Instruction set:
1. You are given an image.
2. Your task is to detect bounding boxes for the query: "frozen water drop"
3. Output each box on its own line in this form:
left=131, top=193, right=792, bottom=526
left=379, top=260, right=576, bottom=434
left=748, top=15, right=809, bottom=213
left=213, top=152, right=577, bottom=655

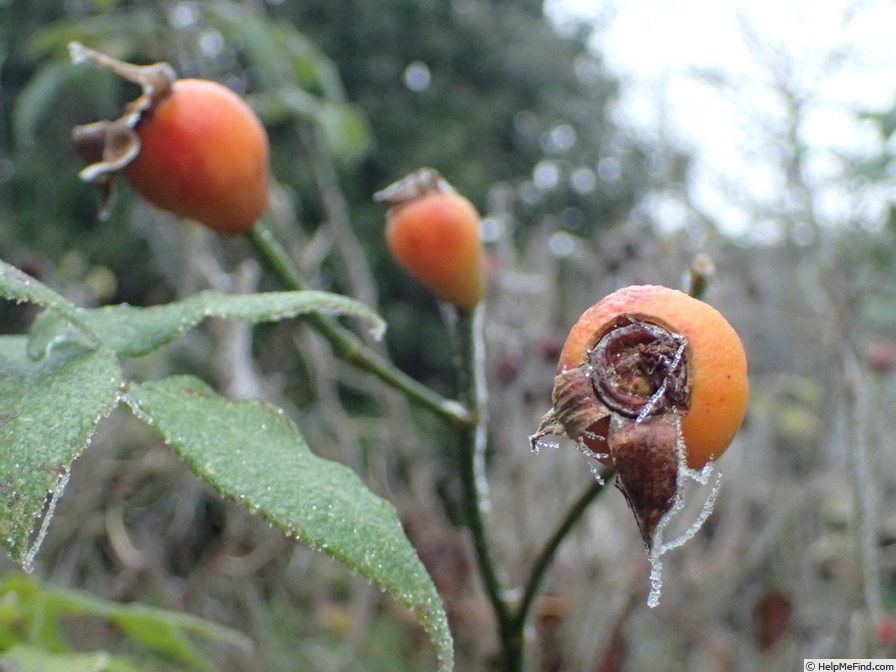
left=533, top=438, right=560, bottom=453
left=639, top=461, right=724, bottom=607
left=575, top=441, right=608, bottom=483
left=585, top=460, right=606, bottom=484
left=580, top=426, right=607, bottom=444
left=368, top=320, right=387, bottom=342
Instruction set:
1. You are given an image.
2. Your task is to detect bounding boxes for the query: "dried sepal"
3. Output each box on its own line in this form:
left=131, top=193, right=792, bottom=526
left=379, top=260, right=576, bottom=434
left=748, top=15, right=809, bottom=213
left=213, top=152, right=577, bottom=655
left=528, top=408, right=565, bottom=452
left=68, top=42, right=177, bottom=218
left=72, top=119, right=139, bottom=220
left=607, top=413, right=681, bottom=548
left=373, top=167, right=455, bottom=207
left=551, top=367, right=612, bottom=441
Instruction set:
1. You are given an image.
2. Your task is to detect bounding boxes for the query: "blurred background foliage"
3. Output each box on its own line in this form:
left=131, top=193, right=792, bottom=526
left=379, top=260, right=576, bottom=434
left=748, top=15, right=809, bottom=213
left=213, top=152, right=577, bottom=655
left=1, top=0, right=896, bottom=670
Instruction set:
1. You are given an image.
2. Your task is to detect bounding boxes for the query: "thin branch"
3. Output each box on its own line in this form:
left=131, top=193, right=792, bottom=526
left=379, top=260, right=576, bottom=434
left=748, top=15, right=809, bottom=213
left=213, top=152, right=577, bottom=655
left=454, top=307, right=515, bottom=640
left=246, top=222, right=473, bottom=428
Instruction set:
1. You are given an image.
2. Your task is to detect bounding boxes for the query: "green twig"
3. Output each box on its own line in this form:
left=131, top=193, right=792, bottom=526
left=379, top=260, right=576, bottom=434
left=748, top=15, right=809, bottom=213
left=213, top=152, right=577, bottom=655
left=246, top=222, right=473, bottom=428
left=688, top=253, right=716, bottom=300
left=453, top=303, right=615, bottom=671
left=250, top=218, right=615, bottom=671
left=453, top=306, right=518, bottom=667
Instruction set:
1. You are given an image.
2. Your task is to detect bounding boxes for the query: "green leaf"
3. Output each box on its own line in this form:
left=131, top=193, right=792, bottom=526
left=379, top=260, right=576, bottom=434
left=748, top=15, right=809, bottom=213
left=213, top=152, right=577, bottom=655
left=0, top=572, right=250, bottom=671
left=12, top=62, right=81, bottom=147
left=204, top=3, right=281, bottom=86
left=124, top=376, right=454, bottom=671
left=316, top=102, right=373, bottom=162
left=28, top=289, right=385, bottom=359
left=0, top=336, right=28, bottom=363
left=0, top=342, right=121, bottom=569
left=43, top=586, right=250, bottom=671
left=0, top=645, right=112, bottom=672
left=0, top=259, right=91, bottom=337
left=199, top=4, right=372, bottom=161
left=26, top=12, right=160, bottom=59
left=105, top=612, right=217, bottom=671
left=205, top=4, right=350, bottom=103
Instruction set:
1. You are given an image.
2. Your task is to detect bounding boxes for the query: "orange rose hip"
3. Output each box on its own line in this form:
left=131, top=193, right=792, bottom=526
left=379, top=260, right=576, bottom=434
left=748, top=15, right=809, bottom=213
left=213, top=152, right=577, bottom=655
left=125, top=78, right=270, bottom=235
left=533, top=284, right=748, bottom=547
left=557, top=284, right=748, bottom=469
left=377, top=169, right=484, bottom=312
left=69, top=42, right=269, bottom=235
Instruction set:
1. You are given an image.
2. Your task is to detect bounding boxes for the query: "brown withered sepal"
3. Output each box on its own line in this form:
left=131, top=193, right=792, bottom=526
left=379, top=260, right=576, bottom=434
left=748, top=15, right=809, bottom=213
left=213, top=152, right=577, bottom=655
left=69, top=41, right=176, bottom=219
left=607, top=413, right=681, bottom=546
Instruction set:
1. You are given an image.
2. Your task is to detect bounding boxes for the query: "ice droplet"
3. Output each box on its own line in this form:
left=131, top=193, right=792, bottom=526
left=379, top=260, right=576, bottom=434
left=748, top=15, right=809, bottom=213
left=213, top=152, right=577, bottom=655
left=574, top=441, right=608, bottom=483
left=531, top=437, right=560, bottom=454
left=585, top=459, right=606, bottom=484
left=368, top=320, right=387, bottom=342
left=660, top=468, right=722, bottom=555
left=681, top=459, right=715, bottom=485
left=68, top=42, right=90, bottom=65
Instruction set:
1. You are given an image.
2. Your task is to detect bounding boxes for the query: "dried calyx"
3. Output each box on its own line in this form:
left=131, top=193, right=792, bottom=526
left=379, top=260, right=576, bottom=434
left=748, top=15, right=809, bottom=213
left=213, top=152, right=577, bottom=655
left=589, top=318, right=688, bottom=419
left=68, top=42, right=176, bottom=219
left=532, top=316, right=692, bottom=548
left=372, top=167, right=454, bottom=207
left=547, top=317, right=689, bottom=440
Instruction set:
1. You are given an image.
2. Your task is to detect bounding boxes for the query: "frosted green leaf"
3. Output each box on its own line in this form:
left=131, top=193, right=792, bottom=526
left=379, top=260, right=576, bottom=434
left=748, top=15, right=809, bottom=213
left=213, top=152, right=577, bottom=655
left=0, top=342, right=121, bottom=570
left=28, top=289, right=385, bottom=359
left=0, top=335, right=28, bottom=363
left=0, top=259, right=94, bottom=339
left=124, top=376, right=454, bottom=671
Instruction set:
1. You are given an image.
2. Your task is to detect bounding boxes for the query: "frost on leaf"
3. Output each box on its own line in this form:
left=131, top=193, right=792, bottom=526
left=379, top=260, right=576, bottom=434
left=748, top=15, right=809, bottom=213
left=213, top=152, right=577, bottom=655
left=0, top=342, right=121, bottom=570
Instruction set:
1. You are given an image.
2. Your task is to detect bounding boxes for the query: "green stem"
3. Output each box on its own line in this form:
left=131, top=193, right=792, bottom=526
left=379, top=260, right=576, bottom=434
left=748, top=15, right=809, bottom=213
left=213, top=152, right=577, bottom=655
left=246, top=223, right=473, bottom=428
left=246, top=223, right=308, bottom=291
left=453, top=306, right=518, bottom=666
left=249, top=219, right=613, bottom=671
left=453, top=305, right=615, bottom=671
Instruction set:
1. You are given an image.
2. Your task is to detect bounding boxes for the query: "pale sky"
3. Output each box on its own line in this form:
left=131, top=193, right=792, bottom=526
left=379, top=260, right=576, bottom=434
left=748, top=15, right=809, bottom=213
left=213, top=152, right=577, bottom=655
left=545, top=0, right=896, bottom=241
